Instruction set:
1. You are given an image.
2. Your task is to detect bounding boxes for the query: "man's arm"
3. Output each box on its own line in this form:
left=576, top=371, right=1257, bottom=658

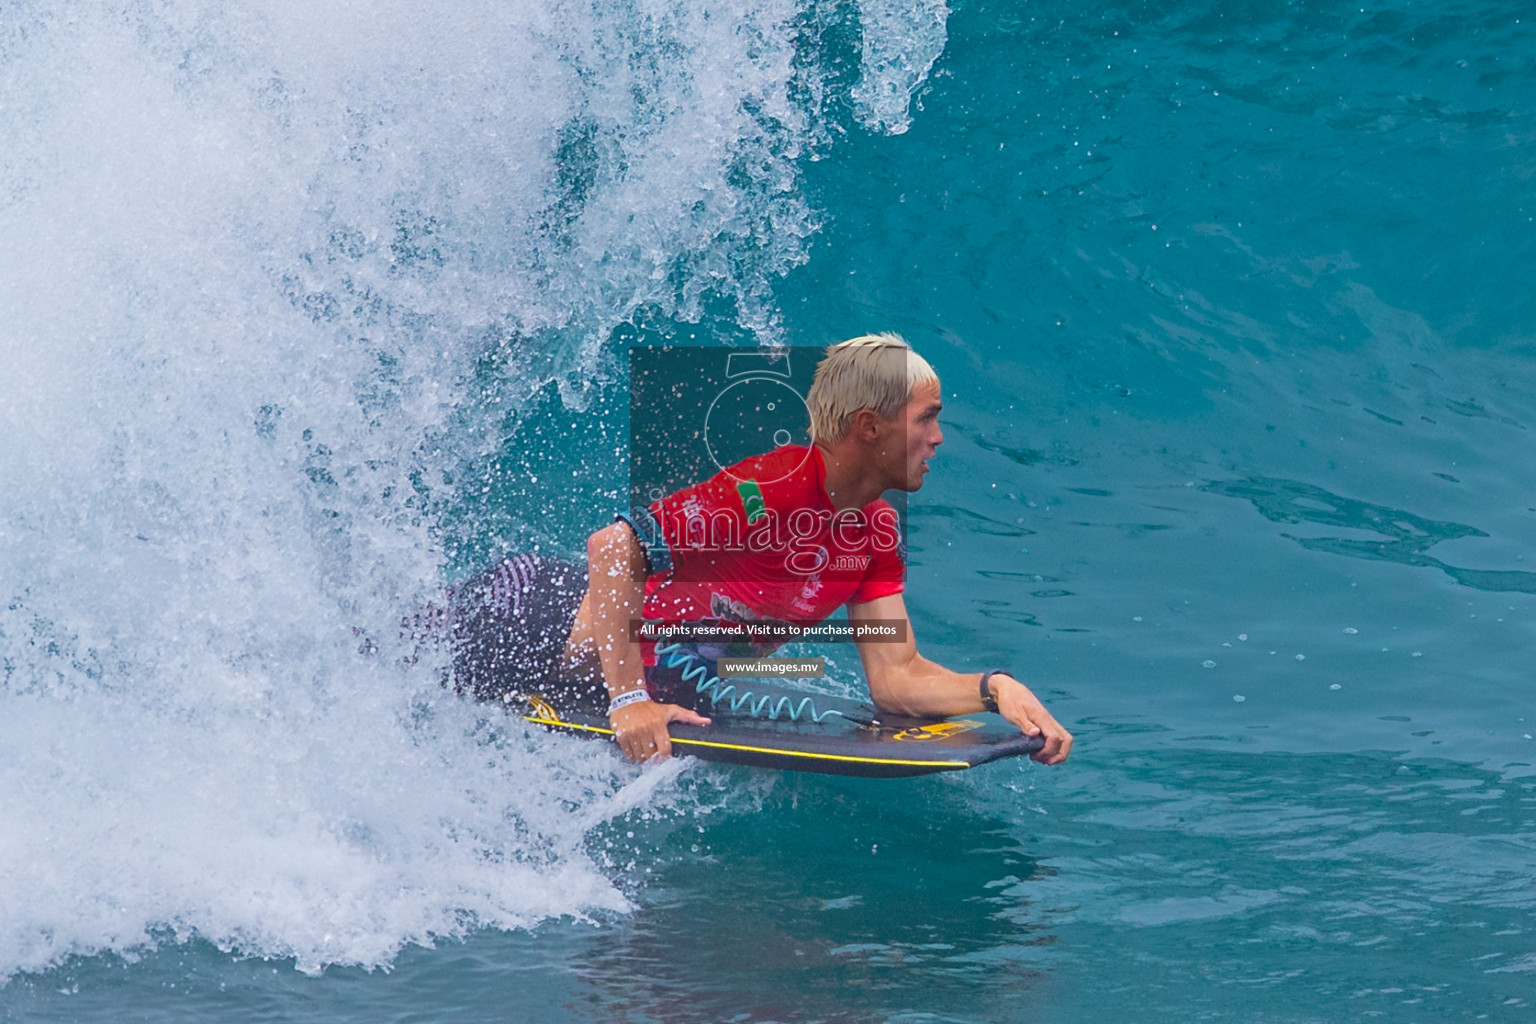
left=848, top=593, right=1072, bottom=765
left=586, top=521, right=710, bottom=761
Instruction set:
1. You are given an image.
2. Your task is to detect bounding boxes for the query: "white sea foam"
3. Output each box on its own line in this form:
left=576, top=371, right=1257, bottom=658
left=0, top=0, right=947, bottom=984
left=852, top=0, right=950, bottom=135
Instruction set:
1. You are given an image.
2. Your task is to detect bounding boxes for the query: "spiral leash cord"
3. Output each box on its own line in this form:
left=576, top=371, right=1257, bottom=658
left=654, top=642, right=846, bottom=724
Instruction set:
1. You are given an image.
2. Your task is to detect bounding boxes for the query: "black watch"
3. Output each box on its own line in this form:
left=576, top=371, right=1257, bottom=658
left=979, top=669, right=1009, bottom=713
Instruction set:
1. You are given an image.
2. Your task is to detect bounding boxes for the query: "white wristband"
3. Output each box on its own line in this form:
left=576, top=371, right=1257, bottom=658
left=608, top=689, right=652, bottom=715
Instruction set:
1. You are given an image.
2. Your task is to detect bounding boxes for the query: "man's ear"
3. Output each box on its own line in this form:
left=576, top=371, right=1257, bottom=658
left=850, top=408, right=882, bottom=441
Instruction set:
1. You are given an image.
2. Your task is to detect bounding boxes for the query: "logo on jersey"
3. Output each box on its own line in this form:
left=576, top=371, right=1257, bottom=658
left=736, top=479, right=768, bottom=524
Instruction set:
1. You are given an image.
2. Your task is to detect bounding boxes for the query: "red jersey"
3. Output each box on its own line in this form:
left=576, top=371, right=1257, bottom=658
left=619, top=445, right=905, bottom=662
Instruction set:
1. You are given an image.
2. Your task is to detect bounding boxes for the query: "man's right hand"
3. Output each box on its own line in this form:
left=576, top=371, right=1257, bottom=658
left=610, top=699, right=712, bottom=762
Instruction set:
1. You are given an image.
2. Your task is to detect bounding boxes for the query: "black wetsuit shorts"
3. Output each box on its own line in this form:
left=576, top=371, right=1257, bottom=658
left=447, top=553, right=589, bottom=703
left=442, top=552, right=704, bottom=711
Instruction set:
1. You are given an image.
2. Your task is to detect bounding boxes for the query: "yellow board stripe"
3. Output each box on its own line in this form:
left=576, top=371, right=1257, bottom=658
left=522, top=714, right=973, bottom=769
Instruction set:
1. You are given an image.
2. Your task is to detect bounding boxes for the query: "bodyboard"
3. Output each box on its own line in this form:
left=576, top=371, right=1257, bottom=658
left=517, top=681, right=1044, bottom=778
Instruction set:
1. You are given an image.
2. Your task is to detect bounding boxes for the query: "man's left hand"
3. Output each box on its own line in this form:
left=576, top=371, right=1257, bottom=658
left=989, top=674, right=1073, bottom=765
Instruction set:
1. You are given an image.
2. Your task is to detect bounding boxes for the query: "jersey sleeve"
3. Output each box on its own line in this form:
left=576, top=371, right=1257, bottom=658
left=614, top=504, right=672, bottom=575
left=617, top=467, right=748, bottom=580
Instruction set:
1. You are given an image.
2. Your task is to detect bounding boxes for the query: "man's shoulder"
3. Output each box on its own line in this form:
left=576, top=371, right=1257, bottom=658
left=730, top=443, right=813, bottom=478
left=656, top=445, right=814, bottom=522
left=730, top=445, right=821, bottom=507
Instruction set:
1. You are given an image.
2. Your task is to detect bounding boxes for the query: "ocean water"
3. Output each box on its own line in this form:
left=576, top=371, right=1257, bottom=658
left=1, top=0, right=1533, bottom=1021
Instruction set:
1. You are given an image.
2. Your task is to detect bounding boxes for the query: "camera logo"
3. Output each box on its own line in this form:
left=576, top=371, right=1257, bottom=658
left=703, top=350, right=812, bottom=486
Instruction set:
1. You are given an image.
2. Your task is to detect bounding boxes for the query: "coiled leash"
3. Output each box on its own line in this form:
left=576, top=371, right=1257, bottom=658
left=653, top=642, right=846, bottom=723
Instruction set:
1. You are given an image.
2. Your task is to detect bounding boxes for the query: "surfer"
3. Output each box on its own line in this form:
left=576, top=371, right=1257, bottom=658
left=445, top=333, right=1072, bottom=766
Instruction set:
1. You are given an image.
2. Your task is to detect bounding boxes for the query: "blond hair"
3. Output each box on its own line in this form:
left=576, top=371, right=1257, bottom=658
left=807, top=332, right=938, bottom=444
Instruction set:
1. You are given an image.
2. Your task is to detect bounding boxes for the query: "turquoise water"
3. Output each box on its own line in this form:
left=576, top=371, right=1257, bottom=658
left=3, top=0, right=1534, bottom=1021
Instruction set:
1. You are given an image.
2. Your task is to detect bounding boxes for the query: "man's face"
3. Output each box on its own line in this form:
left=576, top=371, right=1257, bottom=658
left=894, top=378, right=943, bottom=491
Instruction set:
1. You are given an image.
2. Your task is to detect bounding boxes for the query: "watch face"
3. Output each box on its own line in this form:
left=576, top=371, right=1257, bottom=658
left=981, top=673, right=1001, bottom=711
